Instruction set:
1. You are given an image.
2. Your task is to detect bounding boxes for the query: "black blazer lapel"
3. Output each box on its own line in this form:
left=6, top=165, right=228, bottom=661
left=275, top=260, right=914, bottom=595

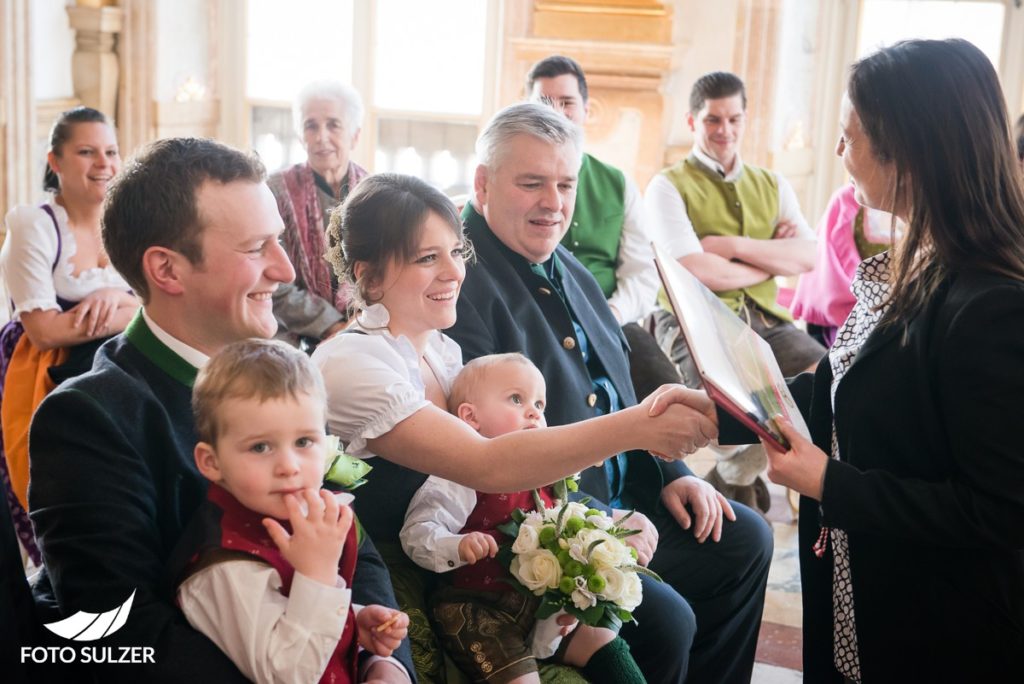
left=850, top=320, right=901, bottom=368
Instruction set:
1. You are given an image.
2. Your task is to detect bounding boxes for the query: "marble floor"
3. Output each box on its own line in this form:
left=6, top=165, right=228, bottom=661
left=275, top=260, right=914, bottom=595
left=753, top=484, right=803, bottom=683
left=685, top=449, right=804, bottom=683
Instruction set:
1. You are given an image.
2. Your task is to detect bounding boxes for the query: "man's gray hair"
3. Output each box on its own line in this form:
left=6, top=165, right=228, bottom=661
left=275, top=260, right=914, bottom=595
left=293, top=80, right=365, bottom=134
left=475, top=102, right=583, bottom=169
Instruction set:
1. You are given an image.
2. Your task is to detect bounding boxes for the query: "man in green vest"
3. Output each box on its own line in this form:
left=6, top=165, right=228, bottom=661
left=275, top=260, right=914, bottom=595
left=526, top=55, right=681, bottom=401
left=645, top=71, right=826, bottom=512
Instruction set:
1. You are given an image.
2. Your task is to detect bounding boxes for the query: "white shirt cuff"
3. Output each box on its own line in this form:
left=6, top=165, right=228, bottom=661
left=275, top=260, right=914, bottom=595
left=435, top=534, right=468, bottom=570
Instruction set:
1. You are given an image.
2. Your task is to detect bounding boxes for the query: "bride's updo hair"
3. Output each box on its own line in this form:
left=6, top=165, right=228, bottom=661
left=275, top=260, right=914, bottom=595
left=325, top=173, right=468, bottom=312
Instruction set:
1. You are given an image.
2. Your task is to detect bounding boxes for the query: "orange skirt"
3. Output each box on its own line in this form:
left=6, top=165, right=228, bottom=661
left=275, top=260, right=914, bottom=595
left=1, top=334, right=66, bottom=509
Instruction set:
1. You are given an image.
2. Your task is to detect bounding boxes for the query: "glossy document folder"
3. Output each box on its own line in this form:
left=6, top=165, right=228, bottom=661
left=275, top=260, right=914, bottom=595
left=652, top=242, right=811, bottom=451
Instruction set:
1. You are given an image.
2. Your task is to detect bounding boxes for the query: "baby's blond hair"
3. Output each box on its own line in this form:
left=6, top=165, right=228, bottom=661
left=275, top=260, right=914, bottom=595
left=447, top=353, right=539, bottom=415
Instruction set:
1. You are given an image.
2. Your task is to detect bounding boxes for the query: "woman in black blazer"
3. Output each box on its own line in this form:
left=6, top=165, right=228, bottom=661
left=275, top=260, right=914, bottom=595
left=759, top=39, right=1024, bottom=682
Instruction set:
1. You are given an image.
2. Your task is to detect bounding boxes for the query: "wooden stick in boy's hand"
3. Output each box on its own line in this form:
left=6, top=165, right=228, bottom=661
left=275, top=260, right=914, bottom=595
left=356, top=605, right=410, bottom=658
left=375, top=613, right=400, bottom=633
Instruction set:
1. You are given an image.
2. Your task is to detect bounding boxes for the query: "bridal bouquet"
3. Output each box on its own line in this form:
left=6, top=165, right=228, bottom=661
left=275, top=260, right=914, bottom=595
left=497, top=484, right=659, bottom=632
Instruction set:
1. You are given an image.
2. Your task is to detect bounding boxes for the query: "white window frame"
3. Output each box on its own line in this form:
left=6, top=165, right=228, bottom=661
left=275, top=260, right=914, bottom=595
left=809, top=0, right=1024, bottom=222
left=217, top=0, right=502, bottom=175
left=1, top=0, right=33, bottom=217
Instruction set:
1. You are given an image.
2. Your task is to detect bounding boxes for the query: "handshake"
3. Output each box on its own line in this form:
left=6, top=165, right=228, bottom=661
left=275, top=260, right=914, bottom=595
left=635, top=384, right=718, bottom=461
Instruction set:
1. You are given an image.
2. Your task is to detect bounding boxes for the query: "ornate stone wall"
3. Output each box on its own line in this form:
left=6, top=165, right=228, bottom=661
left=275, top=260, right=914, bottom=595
left=501, top=0, right=675, bottom=187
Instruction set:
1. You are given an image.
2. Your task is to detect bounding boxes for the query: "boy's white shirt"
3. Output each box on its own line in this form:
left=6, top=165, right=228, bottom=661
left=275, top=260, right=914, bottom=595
left=400, top=475, right=483, bottom=573
left=176, top=525, right=411, bottom=684
left=178, top=561, right=353, bottom=683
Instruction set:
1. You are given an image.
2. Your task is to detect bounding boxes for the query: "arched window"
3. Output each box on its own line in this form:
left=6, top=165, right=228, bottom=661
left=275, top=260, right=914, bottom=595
left=244, top=0, right=497, bottom=197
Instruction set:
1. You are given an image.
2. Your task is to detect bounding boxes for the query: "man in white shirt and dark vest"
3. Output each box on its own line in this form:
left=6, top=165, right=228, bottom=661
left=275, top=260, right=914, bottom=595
left=525, top=55, right=684, bottom=403
left=645, top=71, right=826, bottom=512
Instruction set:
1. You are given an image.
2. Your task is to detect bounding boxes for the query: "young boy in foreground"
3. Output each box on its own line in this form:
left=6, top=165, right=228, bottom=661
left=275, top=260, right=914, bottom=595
left=176, top=339, right=409, bottom=684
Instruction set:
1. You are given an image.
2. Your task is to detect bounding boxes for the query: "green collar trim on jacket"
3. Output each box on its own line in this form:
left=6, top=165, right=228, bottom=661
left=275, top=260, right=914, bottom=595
left=527, top=252, right=568, bottom=304
left=124, top=311, right=199, bottom=388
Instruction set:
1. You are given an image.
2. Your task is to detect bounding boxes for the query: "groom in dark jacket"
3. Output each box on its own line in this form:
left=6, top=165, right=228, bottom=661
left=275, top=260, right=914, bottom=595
left=27, top=138, right=412, bottom=683
left=446, top=103, right=772, bottom=684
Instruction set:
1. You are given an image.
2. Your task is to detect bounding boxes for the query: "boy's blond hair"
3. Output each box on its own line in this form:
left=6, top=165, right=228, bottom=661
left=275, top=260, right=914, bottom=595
left=447, top=353, right=539, bottom=414
left=192, top=339, right=327, bottom=444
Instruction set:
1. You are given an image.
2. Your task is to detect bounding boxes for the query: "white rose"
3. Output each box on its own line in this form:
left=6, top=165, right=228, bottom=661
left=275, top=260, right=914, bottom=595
left=596, top=567, right=627, bottom=602
left=611, top=542, right=635, bottom=569
left=586, top=513, right=613, bottom=531
left=615, top=570, right=644, bottom=612
left=512, top=522, right=540, bottom=554
left=510, top=549, right=563, bottom=595
left=578, top=529, right=628, bottom=570
left=562, top=502, right=590, bottom=521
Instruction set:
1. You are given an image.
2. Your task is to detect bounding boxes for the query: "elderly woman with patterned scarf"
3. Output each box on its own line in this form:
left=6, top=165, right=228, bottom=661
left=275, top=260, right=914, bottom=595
left=269, top=80, right=368, bottom=348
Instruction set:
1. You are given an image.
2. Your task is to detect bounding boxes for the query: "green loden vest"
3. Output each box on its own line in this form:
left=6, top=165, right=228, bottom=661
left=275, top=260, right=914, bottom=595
left=561, top=153, right=626, bottom=299
left=661, top=155, right=791, bottom=321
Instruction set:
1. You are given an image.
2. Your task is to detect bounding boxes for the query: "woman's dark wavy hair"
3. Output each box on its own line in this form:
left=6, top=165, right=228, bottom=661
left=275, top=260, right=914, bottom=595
left=325, top=173, right=471, bottom=317
left=849, top=39, right=1024, bottom=329
left=1015, top=113, right=1024, bottom=163
left=43, top=106, right=112, bottom=192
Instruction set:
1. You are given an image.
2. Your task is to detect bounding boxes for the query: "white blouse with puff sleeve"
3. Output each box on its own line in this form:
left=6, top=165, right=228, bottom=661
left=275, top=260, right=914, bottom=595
left=310, top=303, right=464, bottom=457
left=1, top=197, right=130, bottom=319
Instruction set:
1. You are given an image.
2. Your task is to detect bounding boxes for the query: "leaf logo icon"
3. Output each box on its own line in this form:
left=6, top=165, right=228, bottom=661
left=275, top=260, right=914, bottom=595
left=42, top=590, right=136, bottom=641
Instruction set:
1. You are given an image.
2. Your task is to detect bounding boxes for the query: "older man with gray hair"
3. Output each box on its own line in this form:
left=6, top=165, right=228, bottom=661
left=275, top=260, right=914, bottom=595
left=445, top=102, right=773, bottom=684
left=269, top=80, right=366, bottom=348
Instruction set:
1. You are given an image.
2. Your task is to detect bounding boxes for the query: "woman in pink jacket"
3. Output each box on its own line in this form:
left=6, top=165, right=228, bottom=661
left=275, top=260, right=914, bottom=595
left=789, top=184, right=895, bottom=346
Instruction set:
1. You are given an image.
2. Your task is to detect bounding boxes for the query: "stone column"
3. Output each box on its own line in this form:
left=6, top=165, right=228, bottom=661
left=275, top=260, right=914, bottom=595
left=66, top=2, right=124, bottom=118
left=117, top=0, right=156, bottom=155
left=506, top=0, right=675, bottom=187
left=1, top=0, right=33, bottom=217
